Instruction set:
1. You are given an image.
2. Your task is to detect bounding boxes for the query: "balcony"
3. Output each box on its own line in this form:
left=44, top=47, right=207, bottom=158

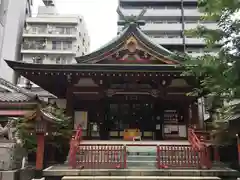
left=185, top=23, right=218, bottom=30
left=21, top=41, right=76, bottom=55
left=23, top=27, right=77, bottom=39
left=184, top=9, right=202, bottom=17
left=120, top=8, right=203, bottom=20
left=141, top=23, right=182, bottom=32
left=26, top=17, right=79, bottom=24
left=151, top=37, right=183, bottom=45
left=185, top=38, right=205, bottom=45
left=189, top=52, right=217, bottom=57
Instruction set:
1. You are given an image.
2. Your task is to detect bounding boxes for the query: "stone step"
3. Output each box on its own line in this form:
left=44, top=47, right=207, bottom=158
left=127, top=155, right=156, bottom=161
left=127, top=161, right=156, bottom=168
left=62, top=176, right=221, bottom=180
left=43, top=165, right=240, bottom=177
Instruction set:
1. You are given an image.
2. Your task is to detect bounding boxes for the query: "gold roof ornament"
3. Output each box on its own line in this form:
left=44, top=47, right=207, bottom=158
left=125, top=36, right=138, bottom=53
left=125, top=36, right=138, bottom=46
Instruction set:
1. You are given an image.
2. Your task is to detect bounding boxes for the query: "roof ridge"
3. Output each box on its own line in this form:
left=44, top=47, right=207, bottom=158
left=0, top=77, right=36, bottom=98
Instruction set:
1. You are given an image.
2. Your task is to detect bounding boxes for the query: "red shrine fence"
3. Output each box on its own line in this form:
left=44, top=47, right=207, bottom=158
left=69, top=127, right=213, bottom=169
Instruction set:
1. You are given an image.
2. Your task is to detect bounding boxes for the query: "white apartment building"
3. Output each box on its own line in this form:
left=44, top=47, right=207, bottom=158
left=22, top=6, right=90, bottom=65
left=0, top=0, right=33, bottom=83
left=19, top=4, right=90, bottom=85
left=118, top=0, right=219, bottom=56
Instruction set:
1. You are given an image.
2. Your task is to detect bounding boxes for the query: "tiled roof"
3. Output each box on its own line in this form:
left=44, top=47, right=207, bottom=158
left=0, top=77, right=36, bottom=102
left=0, top=92, right=32, bottom=102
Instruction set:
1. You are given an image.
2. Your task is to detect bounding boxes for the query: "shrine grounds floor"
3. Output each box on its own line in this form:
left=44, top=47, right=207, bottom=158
left=43, top=165, right=240, bottom=178
left=42, top=140, right=239, bottom=179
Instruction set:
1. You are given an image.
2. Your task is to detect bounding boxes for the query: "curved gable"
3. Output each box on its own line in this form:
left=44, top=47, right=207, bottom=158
left=75, top=23, right=180, bottom=65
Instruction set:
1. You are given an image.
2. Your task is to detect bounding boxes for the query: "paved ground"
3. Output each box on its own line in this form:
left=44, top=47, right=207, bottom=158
left=80, top=140, right=190, bottom=146
left=44, top=164, right=236, bottom=171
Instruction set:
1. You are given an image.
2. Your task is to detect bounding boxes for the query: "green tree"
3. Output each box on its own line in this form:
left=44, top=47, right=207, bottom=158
left=16, top=104, right=72, bottom=154
left=175, top=0, right=240, bottom=143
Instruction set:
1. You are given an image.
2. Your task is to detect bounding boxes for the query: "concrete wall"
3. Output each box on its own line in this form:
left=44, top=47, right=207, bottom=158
left=0, top=0, right=32, bottom=83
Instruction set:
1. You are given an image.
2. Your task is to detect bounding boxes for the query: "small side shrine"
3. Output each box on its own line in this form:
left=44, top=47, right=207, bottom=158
left=22, top=104, right=71, bottom=170
left=5, top=9, right=202, bottom=141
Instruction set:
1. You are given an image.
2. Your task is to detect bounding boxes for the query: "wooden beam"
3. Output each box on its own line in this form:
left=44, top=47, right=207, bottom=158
left=66, top=87, right=73, bottom=116
left=191, top=102, right=200, bottom=128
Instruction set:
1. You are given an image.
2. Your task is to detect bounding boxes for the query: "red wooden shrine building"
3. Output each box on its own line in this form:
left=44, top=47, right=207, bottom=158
left=6, top=21, right=203, bottom=142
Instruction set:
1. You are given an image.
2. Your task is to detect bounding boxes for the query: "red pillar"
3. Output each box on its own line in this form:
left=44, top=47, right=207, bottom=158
left=36, top=133, right=45, bottom=170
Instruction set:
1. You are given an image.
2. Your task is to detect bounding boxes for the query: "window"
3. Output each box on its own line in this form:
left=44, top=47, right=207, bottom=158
left=63, top=41, right=72, bottom=50
left=38, top=26, right=46, bottom=33
left=31, top=27, right=37, bottom=34
left=55, top=56, right=67, bottom=64
left=30, top=40, right=45, bottom=49
left=55, top=27, right=65, bottom=34
left=54, top=27, right=74, bottom=34
left=65, top=28, right=72, bottom=34
left=82, top=38, right=85, bottom=46
left=61, top=57, right=67, bottom=64
left=56, top=57, right=61, bottom=64
left=32, top=56, right=43, bottom=64
left=52, top=41, right=61, bottom=50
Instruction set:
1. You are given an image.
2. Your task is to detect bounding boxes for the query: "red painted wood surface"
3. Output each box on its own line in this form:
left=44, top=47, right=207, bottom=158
left=69, top=125, right=82, bottom=168
left=69, top=143, right=212, bottom=169
left=188, top=127, right=212, bottom=169
left=0, top=110, right=34, bottom=116
left=36, top=133, right=45, bottom=170
left=76, top=144, right=125, bottom=169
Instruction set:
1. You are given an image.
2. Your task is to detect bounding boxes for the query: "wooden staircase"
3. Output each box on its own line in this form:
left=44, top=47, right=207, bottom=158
left=194, top=129, right=211, bottom=143
left=188, top=127, right=212, bottom=169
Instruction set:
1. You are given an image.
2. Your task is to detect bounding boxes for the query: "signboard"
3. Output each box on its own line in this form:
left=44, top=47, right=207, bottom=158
left=74, top=111, right=88, bottom=130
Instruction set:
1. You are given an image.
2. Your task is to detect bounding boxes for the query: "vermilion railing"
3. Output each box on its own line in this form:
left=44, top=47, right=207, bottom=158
left=188, top=127, right=212, bottom=169
left=69, top=126, right=82, bottom=168
left=76, top=144, right=126, bottom=169
left=157, top=145, right=201, bottom=168
left=69, top=143, right=211, bottom=169
left=68, top=127, right=212, bottom=169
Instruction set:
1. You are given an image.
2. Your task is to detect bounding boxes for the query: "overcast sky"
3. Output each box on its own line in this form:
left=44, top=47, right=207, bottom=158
left=33, top=0, right=118, bottom=52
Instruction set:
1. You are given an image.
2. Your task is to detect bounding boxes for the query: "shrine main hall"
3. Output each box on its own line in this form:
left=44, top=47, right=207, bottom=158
left=6, top=21, right=203, bottom=141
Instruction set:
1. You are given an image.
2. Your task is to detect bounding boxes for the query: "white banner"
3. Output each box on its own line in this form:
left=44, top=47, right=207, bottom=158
left=74, top=111, right=88, bottom=130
